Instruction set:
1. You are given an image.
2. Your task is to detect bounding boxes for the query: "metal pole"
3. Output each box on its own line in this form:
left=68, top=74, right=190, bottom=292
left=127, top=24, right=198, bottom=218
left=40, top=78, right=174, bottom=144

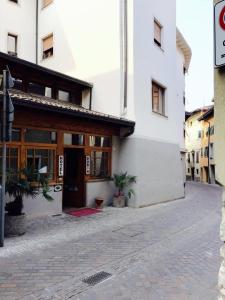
left=0, top=70, right=7, bottom=247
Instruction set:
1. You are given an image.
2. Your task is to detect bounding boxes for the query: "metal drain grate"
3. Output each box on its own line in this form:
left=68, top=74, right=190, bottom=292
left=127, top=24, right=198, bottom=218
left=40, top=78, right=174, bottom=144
left=82, top=271, right=112, bottom=286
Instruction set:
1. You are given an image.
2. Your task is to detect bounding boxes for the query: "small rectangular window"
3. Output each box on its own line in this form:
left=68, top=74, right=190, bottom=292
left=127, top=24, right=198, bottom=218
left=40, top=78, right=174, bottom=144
left=58, top=90, right=70, bottom=102
left=64, top=133, right=84, bottom=146
left=154, top=19, right=162, bottom=47
left=90, top=151, right=110, bottom=178
left=25, top=129, right=57, bottom=144
left=43, top=0, right=53, bottom=8
left=42, top=34, right=53, bottom=59
left=89, top=136, right=111, bottom=147
left=7, top=34, right=17, bottom=57
left=152, top=82, right=165, bottom=115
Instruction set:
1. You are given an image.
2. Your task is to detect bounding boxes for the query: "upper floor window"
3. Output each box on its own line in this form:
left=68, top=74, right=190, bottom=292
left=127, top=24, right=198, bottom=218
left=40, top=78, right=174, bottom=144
left=7, top=33, right=17, bottom=57
left=152, top=81, right=165, bottom=116
left=43, top=0, right=53, bottom=8
left=154, top=19, right=162, bottom=47
left=42, top=34, right=53, bottom=59
left=58, top=90, right=70, bottom=102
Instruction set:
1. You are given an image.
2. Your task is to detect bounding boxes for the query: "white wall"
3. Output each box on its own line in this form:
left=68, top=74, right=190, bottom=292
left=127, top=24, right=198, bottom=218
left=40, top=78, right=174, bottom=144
left=38, top=0, right=122, bottom=117
left=132, top=0, right=185, bottom=149
left=0, top=0, right=36, bottom=62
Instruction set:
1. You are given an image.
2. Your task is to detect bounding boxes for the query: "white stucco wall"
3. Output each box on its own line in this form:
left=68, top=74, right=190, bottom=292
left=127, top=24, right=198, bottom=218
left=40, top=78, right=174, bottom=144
left=38, top=0, right=122, bottom=117
left=0, top=0, right=36, bottom=62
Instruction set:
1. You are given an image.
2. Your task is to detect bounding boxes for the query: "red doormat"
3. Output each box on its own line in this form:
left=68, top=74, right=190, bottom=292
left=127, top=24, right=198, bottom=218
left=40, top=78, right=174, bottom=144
left=67, top=208, right=101, bottom=217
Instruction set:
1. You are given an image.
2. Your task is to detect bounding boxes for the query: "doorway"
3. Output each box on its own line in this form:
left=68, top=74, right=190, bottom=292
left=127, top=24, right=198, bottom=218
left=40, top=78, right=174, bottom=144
left=63, top=148, right=85, bottom=209
left=191, top=168, right=195, bottom=181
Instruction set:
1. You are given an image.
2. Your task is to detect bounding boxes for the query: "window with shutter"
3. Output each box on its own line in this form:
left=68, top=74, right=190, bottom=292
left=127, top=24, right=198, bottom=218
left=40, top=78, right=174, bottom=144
left=7, top=34, right=17, bottom=56
left=42, top=34, right=53, bottom=59
left=152, top=82, right=165, bottom=115
left=43, top=0, right=53, bottom=8
left=154, top=19, right=162, bottom=47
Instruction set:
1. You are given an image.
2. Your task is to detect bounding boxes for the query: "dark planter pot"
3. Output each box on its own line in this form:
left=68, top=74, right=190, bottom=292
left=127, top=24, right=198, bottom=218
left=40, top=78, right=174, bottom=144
left=95, top=197, right=104, bottom=209
left=113, top=195, right=126, bottom=208
left=4, top=214, right=26, bottom=237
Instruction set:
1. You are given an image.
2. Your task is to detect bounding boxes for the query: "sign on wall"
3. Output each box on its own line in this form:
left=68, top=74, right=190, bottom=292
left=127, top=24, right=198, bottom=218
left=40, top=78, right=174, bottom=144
left=214, top=0, right=225, bottom=67
left=58, top=155, right=64, bottom=177
left=86, top=155, right=91, bottom=175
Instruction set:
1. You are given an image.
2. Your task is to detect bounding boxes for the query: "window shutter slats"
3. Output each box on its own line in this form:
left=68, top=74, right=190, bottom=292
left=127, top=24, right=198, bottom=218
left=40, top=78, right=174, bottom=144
left=43, top=35, right=53, bottom=51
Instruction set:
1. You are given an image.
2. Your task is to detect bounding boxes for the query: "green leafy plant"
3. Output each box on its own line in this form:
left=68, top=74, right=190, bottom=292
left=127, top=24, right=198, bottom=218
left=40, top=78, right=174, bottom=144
left=112, top=172, right=136, bottom=199
left=5, top=167, right=53, bottom=216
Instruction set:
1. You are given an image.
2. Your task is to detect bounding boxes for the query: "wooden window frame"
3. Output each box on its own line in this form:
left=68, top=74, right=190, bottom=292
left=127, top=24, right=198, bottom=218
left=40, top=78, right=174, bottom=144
left=85, top=134, right=112, bottom=181
left=152, top=81, right=166, bottom=116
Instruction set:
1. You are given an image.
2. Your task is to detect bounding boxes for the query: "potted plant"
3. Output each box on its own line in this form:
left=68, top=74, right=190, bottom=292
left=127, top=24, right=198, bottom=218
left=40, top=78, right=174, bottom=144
left=112, top=172, right=136, bottom=208
left=4, top=167, right=53, bottom=237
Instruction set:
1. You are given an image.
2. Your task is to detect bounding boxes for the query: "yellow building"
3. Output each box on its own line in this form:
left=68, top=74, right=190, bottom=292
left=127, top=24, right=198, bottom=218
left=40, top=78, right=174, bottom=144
left=198, top=107, right=215, bottom=184
left=185, top=106, right=213, bottom=182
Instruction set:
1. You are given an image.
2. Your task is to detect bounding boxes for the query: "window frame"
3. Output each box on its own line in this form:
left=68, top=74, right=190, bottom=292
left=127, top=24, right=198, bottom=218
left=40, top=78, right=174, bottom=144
left=86, top=134, right=112, bottom=180
left=152, top=81, right=166, bottom=116
left=154, top=18, right=163, bottom=48
left=7, top=33, right=18, bottom=57
left=42, top=33, right=54, bottom=60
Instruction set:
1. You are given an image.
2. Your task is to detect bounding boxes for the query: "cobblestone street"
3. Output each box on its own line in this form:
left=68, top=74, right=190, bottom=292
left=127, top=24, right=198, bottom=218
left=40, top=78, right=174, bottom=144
left=0, top=182, right=222, bottom=300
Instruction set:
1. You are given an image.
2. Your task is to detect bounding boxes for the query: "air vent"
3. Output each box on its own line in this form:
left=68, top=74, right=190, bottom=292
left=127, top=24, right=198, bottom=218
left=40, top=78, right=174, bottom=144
left=82, top=271, right=112, bottom=286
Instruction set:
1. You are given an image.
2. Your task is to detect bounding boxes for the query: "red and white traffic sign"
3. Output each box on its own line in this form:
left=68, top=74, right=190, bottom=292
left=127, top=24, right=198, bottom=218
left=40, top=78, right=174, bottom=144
left=214, top=0, right=225, bottom=67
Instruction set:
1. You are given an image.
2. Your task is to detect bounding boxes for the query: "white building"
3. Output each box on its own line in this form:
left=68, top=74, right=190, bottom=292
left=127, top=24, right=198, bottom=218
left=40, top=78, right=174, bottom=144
left=0, top=0, right=191, bottom=215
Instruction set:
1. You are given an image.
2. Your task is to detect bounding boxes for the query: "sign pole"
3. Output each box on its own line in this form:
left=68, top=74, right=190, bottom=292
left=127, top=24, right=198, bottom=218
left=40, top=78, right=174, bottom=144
left=0, top=70, right=7, bottom=247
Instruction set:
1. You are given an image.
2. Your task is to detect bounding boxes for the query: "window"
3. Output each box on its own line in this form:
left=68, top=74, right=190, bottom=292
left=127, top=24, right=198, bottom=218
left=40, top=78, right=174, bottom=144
left=9, top=0, right=18, bottom=3
left=90, top=151, right=110, bottom=178
left=0, top=128, right=21, bottom=142
left=187, top=168, right=190, bottom=173
left=210, top=143, right=214, bottom=159
left=58, top=90, right=70, bottom=102
left=26, top=149, right=55, bottom=181
left=198, top=130, right=201, bottom=139
left=187, top=153, right=190, bottom=163
left=0, top=147, right=19, bottom=174
left=196, top=152, right=199, bottom=163
left=201, top=148, right=203, bottom=157
left=43, top=0, right=53, bottom=8
left=154, top=19, right=162, bottom=47
left=7, top=34, right=17, bottom=57
left=42, top=34, right=53, bottom=59
left=196, top=169, right=199, bottom=175
left=152, top=82, right=165, bottom=115
left=64, top=133, right=84, bottom=146
left=89, top=136, right=111, bottom=147
left=204, top=147, right=209, bottom=158
left=25, top=129, right=57, bottom=144
left=210, top=125, right=214, bottom=135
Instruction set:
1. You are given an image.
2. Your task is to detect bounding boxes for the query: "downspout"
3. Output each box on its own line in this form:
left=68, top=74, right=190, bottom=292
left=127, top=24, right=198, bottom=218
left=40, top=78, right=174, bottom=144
left=36, top=0, right=39, bottom=64
left=120, top=0, right=128, bottom=115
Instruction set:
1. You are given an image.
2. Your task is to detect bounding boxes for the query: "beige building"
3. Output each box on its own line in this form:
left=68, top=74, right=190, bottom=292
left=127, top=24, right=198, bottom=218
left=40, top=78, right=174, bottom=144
left=185, top=106, right=212, bottom=182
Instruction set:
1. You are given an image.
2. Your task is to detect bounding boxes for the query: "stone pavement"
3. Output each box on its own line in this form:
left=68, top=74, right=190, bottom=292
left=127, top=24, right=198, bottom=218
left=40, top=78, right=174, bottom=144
left=0, top=182, right=222, bottom=300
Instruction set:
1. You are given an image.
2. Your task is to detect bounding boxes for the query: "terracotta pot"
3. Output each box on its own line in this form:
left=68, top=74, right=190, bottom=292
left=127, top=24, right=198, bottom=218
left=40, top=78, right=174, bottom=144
left=113, top=195, right=126, bottom=208
left=95, top=197, right=104, bottom=209
left=4, top=214, right=26, bottom=237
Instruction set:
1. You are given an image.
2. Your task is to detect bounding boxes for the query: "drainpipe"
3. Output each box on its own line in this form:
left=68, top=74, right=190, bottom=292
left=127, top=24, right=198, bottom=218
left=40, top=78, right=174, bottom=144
left=36, top=0, right=39, bottom=64
left=120, top=0, right=128, bottom=115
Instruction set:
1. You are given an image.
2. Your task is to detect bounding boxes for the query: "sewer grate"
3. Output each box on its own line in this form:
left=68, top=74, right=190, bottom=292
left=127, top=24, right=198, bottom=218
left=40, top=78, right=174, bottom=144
left=82, top=271, right=112, bottom=286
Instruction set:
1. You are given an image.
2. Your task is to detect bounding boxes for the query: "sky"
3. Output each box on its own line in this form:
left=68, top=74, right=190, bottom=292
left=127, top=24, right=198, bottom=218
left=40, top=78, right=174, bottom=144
left=176, top=0, right=214, bottom=112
